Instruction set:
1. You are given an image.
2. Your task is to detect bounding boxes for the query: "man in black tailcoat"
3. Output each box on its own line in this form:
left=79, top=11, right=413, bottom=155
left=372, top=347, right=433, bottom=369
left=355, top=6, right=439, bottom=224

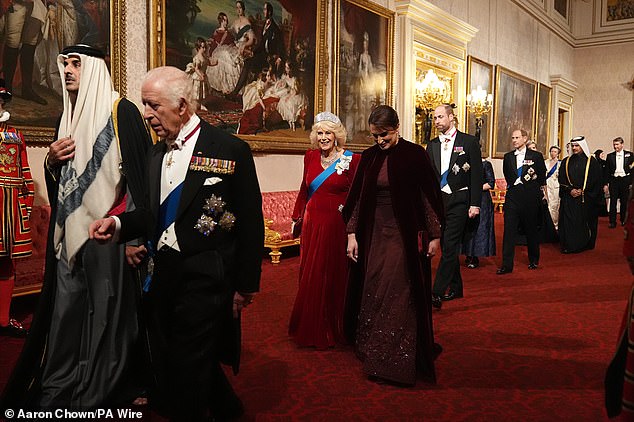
left=427, top=104, right=482, bottom=309
left=605, top=136, right=634, bottom=228
left=497, top=129, right=547, bottom=274
left=90, top=66, right=263, bottom=422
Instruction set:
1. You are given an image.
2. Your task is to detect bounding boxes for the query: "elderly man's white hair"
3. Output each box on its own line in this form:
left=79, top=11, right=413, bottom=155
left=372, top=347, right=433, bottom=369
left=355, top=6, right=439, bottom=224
left=144, top=66, right=196, bottom=113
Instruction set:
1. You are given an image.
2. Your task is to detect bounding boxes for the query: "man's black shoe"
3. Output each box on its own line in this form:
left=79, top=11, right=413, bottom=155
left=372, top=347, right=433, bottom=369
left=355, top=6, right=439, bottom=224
left=0, top=318, right=28, bottom=338
left=496, top=267, right=512, bottom=275
left=609, top=223, right=617, bottom=228
left=528, top=263, right=538, bottom=270
left=431, top=295, right=442, bottom=310
left=442, top=289, right=463, bottom=301
left=466, top=256, right=479, bottom=269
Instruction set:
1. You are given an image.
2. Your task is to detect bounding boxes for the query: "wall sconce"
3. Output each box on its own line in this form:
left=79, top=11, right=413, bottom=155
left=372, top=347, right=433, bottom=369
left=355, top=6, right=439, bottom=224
left=465, top=85, right=493, bottom=140
left=415, top=69, right=451, bottom=145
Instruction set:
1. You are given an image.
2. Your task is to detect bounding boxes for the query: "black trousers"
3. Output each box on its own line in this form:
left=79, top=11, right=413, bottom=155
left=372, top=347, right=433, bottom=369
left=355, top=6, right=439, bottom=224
left=501, top=189, right=540, bottom=270
left=433, top=191, right=469, bottom=296
left=148, top=248, right=239, bottom=422
left=609, top=176, right=630, bottom=225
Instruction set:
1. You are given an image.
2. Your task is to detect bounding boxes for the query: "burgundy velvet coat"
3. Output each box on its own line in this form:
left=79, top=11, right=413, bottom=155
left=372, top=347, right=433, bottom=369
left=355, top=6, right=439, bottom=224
left=342, top=139, right=444, bottom=381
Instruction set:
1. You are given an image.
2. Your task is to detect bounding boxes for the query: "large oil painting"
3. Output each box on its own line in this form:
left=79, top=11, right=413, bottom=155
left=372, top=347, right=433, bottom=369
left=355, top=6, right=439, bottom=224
left=151, top=0, right=327, bottom=152
left=466, top=56, right=493, bottom=157
left=333, top=0, right=393, bottom=147
left=492, top=66, right=537, bottom=159
left=535, top=83, right=552, bottom=156
left=606, top=0, right=634, bottom=21
left=1, top=0, right=120, bottom=143
left=597, top=0, right=634, bottom=28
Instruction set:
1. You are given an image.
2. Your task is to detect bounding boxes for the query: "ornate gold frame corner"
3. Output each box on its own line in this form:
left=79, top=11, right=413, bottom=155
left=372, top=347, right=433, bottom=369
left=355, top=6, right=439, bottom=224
left=23, top=0, right=127, bottom=146
left=148, top=0, right=329, bottom=153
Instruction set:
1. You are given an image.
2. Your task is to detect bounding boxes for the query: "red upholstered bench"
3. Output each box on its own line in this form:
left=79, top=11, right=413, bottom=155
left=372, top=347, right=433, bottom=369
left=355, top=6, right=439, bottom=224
left=13, top=205, right=50, bottom=296
left=262, top=191, right=300, bottom=264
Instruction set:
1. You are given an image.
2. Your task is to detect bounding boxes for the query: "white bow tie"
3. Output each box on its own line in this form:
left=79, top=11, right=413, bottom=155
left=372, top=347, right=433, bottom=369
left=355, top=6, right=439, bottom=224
left=514, top=149, right=523, bottom=156
left=170, top=138, right=185, bottom=150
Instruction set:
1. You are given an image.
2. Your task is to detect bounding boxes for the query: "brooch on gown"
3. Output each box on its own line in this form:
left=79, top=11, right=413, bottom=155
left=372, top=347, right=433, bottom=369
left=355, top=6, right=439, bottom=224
left=335, top=154, right=352, bottom=175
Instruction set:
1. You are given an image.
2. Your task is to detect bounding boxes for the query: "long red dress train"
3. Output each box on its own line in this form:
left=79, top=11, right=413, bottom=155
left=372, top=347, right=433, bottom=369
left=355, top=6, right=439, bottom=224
left=289, top=149, right=359, bottom=349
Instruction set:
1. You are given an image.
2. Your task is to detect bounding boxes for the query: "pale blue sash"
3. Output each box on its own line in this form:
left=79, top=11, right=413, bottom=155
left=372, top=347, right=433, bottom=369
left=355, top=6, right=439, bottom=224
left=307, top=150, right=353, bottom=201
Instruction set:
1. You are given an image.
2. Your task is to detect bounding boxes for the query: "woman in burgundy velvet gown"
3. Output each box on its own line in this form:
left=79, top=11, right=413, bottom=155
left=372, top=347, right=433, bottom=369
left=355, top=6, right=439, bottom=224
left=343, top=105, right=444, bottom=385
left=288, top=112, right=359, bottom=349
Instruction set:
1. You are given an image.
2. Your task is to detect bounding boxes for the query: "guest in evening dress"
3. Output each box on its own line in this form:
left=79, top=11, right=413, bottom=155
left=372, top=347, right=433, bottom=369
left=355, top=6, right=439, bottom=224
left=185, top=38, right=210, bottom=111
left=206, top=12, right=243, bottom=95
left=343, top=105, right=444, bottom=385
left=594, top=149, right=610, bottom=217
left=462, top=158, right=496, bottom=268
left=546, top=145, right=562, bottom=229
left=288, top=112, right=359, bottom=349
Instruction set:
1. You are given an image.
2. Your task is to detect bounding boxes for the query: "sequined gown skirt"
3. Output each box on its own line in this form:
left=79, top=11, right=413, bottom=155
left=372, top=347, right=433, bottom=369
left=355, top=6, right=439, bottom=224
left=355, top=187, right=417, bottom=385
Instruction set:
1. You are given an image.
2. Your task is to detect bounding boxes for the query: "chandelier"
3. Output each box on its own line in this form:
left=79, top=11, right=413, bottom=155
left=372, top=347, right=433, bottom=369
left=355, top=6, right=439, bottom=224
left=415, top=69, right=451, bottom=111
left=466, top=85, right=493, bottom=118
left=466, top=85, right=493, bottom=140
left=414, top=69, right=451, bottom=145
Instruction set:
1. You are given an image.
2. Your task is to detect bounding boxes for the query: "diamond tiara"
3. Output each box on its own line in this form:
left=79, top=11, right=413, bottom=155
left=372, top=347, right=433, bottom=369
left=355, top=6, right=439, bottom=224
left=314, top=112, right=341, bottom=125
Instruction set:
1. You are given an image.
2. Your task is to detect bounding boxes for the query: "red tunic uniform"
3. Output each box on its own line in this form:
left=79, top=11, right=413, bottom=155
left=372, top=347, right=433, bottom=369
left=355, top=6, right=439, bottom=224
left=0, top=123, right=34, bottom=259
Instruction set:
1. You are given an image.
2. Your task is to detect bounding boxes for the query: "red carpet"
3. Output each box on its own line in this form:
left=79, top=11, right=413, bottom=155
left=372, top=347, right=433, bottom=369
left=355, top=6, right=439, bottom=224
left=1, top=214, right=630, bottom=421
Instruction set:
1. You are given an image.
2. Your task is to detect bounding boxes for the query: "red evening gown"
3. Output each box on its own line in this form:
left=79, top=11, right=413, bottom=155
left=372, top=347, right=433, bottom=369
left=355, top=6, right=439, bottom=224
left=289, top=148, right=359, bottom=348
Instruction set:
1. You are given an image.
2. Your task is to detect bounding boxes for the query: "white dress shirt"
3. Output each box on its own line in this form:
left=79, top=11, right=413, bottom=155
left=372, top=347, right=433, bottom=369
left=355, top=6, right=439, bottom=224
left=440, top=127, right=457, bottom=194
left=157, top=115, right=202, bottom=251
left=615, top=151, right=626, bottom=177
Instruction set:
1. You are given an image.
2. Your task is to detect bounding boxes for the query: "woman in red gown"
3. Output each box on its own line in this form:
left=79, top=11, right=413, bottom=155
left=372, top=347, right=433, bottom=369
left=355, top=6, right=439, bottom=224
left=289, top=112, right=359, bottom=349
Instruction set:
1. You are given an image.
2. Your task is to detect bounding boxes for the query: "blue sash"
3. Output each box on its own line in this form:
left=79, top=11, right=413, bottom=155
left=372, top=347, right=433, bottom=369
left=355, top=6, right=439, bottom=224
left=547, top=161, right=559, bottom=179
left=144, top=183, right=184, bottom=293
left=440, top=170, right=449, bottom=188
left=143, top=241, right=155, bottom=293
left=307, top=150, right=353, bottom=201
left=517, top=165, right=523, bottom=178
left=158, top=182, right=184, bottom=237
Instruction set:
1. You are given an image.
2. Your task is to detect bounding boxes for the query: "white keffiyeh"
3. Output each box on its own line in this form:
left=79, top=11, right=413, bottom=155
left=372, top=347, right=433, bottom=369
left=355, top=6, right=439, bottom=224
left=567, top=136, right=591, bottom=157
left=54, top=51, right=122, bottom=266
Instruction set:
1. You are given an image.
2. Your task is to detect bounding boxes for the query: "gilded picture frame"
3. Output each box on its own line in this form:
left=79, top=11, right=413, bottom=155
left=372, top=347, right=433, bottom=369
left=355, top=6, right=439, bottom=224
left=492, top=66, right=537, bottom=159
left=7, top=0, right=125, bottom=145
left=466, top=56, right=493, bottom=157
left=535, top=83, right=552, bottom=156
left=332, top=0, right=394, bottom=150
left=595, top=0, right=634, bottom=30
left=149, top=0, right=328, bottom=153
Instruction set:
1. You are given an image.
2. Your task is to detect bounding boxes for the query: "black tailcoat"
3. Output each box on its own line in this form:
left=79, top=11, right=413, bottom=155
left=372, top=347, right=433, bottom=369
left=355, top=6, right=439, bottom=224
left=427, top=130, right=482, bottom=297
left=501, top=148, right=547, bottom=269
